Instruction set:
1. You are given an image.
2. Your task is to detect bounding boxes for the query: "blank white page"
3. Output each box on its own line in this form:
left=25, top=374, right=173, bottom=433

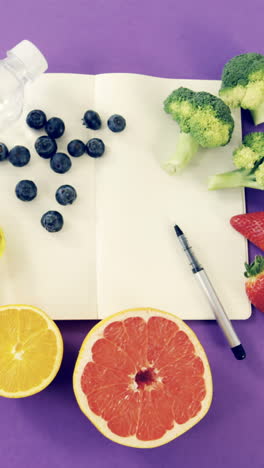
left=95, top=74, right=250, bottom=320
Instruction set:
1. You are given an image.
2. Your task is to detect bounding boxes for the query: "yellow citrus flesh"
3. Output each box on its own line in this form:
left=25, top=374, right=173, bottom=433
left=0, top=305, right=63, bottom=398
left=73, top=307, right=213, bottom=449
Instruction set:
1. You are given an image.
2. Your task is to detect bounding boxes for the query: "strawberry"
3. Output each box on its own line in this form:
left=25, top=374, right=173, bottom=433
left=230, top=212, right=264, bottom=251
left=245, top=256, right=264, bottom=312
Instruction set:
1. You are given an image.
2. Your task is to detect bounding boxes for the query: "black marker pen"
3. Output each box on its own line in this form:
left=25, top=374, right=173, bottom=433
left=174, top=225, right=246, bottom=360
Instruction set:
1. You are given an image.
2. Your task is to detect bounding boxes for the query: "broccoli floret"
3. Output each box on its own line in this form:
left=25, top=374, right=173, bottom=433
left=163, top=87, right=234, bottom=174
left=233, top=145, right=258, bottom=169
left=243, top=132, right=264, bottom=153
left=164, top=88, right=195, bottom=133
left=208, top=132, right=264, bottom=190
left=219, top=53, right=264, bottom=125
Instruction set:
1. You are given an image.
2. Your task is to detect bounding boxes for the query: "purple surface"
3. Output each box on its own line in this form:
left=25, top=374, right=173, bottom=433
left=1, top=1, right=264, bottom=467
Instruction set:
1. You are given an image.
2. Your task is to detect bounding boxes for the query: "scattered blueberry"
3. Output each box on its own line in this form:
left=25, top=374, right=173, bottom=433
left=107, top=114, right=126, bottom=132
left=26, top=110, right=47, bottom=129
left=45, top=117, right=65, bottom=139
left=41, top=210, right=64, bottom=233
left=9, top=146, right=30, bottom=167
left=86, top=138, right=105, bottom=158
left=50, top=153, right=72, bottom=174
left=15, top=180, right=37, bottom=202
left=82, top=110, right=101, bottom=130
left=35, top=136, right=57, bottom=159
left=0, top=143, right=9, bottom=161
left=56, top=185, right=77, bottom=205
left=67, top=139, right=85, bottom=157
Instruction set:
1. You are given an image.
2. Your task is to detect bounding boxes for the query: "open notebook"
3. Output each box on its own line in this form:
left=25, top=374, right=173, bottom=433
left=0, top=73, right=250, bottom=320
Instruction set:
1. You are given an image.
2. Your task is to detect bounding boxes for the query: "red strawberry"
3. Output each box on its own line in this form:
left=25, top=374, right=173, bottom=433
left=230, top=212, right=264, bottom=251
left=245, top=256, right=264, bottom=312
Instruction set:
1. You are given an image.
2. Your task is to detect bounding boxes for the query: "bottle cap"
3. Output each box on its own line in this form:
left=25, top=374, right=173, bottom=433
left=7, top=40, right=48, bottom=80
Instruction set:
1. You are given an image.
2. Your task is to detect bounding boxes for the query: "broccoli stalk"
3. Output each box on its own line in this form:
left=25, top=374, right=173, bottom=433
left=219, top=53, right=264, bottom=126
left=209, top=132, right=264, bottom=190
left=251, top=101, right=264, bottom=126
left=208, top=167, right=262, bottom=190
left=163, top=87, right=234, bottom=174
left=163, top=132, right=199, bottom=174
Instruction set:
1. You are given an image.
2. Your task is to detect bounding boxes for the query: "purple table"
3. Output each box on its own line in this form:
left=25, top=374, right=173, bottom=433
left=1, top=1, right=264, bottom=467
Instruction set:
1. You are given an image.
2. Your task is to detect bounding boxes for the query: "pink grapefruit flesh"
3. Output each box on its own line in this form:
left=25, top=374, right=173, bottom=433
left=73, top=308, right=213, bottom=448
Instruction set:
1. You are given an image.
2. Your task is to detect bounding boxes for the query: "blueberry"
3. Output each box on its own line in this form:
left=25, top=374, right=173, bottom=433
left=82, top=110, right=101, bottom=130
left=86, top=138, right=105, bottom=158
left=107, top=114, right=126, bottom=132
left=45, top=117, right=65, bottom=139
left=26, top=110, right=47, bottom=129
left=15, top=180, right=37, bottom=201
left=9, top=146, right=30, bottom=167
left=35, top=136, right=57, bottom=159
left=50, top=153, right=72, bottom=174
left=56, top=185, right=77, bottom=205
left=41, top=211, right=64, bottom=233
left=0, top=143, right=9, bottom=161
left=67, top=139, right=85, bottom=157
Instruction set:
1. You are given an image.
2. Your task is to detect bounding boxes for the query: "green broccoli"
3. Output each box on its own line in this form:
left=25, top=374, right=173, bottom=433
left=208, top=132, right=264, bottom=190
left=219, top=53, right=264, bottom=125
left=163, top=87, right=234, bottom=174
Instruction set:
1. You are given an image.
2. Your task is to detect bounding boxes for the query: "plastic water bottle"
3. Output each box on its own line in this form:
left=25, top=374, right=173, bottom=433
left=0, top=40, right=48, bottom=131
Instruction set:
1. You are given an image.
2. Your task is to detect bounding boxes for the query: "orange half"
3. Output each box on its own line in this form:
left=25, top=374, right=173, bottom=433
left=0, top=305, right=63, bottom=398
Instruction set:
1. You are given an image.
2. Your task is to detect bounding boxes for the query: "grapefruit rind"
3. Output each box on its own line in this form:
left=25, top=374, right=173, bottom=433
left=0, top=228, right=6, bottom=257
left=0, top=304, right=63, bottom=398
left=73, top=307, right=213, bottom=448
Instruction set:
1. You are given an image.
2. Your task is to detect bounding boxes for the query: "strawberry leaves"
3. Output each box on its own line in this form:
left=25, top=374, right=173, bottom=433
left=244, top=255, right=264, bottom=278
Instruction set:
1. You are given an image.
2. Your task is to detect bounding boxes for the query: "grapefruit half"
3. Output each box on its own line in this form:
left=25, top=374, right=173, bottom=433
left=73, top=308, right=213, bottom=448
